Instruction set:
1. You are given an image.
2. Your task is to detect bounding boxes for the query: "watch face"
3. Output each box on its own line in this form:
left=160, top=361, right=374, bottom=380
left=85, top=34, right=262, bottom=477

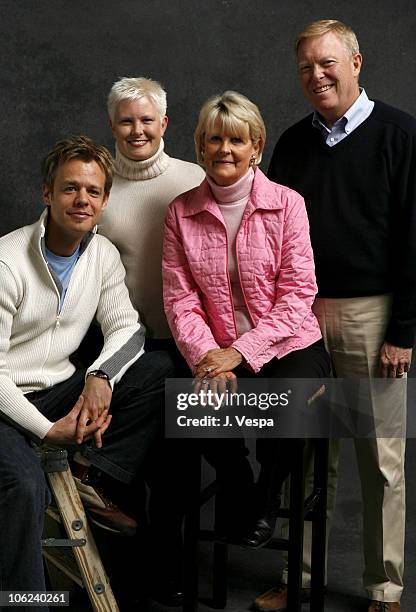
left=88, top=370, right=108, bottom=379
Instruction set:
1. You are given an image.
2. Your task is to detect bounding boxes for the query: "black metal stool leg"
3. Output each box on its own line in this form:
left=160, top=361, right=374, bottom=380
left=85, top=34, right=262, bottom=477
left=310, top=439, right=328, bottom=612
left=212, top=492, right=228, bottom=609
left=287, top=441, right=306, bottom=612
left=200, top=435, right=329, bottom=612
left=183, top=450, right=202, bottom=612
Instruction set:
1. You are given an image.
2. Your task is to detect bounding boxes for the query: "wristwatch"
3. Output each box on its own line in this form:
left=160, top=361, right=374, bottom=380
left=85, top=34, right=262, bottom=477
left=87, top=370, right=110, bottom=383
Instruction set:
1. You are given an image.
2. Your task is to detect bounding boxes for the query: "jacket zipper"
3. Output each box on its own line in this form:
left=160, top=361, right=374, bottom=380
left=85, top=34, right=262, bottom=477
left=39, top=256, right=64, bottom=383
left=235, top=220, right=255, bottom=327
left=223, top=220, right=239, bottom=338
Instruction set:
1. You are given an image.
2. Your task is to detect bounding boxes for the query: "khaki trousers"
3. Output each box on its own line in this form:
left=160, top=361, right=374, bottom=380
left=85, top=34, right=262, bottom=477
left=281, top=295, right=406, bottom=602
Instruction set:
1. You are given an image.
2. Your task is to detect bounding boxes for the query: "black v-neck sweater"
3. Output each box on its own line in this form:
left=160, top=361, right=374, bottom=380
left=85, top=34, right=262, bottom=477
left=268, top=101, right=416, bottom=347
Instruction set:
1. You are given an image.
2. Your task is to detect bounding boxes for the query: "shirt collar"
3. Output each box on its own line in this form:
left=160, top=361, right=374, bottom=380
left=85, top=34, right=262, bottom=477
left=312, top=88, right=373, bottom=134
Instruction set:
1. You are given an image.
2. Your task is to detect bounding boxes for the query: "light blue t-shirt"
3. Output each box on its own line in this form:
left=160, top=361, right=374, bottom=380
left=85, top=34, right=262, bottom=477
left=45, top=245, right=80, bottom=308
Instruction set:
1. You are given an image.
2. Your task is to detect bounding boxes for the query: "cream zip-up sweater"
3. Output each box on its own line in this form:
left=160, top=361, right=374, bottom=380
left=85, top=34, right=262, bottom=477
left=99, top=140, right=204, bottom=339
left=0, top=210, right=145, bottom=440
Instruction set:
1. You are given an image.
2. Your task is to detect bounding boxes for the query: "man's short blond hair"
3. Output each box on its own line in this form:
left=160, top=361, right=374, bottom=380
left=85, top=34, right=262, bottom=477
left=42, top=135, right=114, bottom=194
left=194, top=90, right=266, bottom=166
left=295, top=19, right=360, bottom=56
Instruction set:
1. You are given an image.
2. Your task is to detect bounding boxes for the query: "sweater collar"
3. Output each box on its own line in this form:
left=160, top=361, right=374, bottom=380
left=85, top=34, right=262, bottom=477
left=206, top=168, right=254, bottom=204
left=183, top=168, right=284, bottom=218
left=114, top=139, right=170, bottom=181
left=312, top=88, right=374, bottom=134
left=36, top=208, right=96, bottom=259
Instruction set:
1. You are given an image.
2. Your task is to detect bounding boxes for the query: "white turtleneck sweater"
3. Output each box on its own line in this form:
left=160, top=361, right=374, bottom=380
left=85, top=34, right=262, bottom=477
left=206, top=168, right=255, bottom=336
left=100, top=140, right=204, bottom=338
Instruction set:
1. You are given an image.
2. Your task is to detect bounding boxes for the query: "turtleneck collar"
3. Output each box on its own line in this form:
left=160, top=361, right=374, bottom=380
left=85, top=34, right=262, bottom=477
left=206, top=167, right=255, bottom=204
left=114, top=138, right=170, bottom=181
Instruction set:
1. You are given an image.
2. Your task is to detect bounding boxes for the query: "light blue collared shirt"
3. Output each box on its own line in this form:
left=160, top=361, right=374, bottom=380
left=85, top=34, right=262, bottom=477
left=312, top=88, right=374, bottom=147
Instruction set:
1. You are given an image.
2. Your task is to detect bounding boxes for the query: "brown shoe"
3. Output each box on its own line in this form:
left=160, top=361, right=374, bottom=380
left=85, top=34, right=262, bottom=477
left=253, top=583, right=310, bottom=612
left=368, top=602, right=400, bottom=612
left=72, top=461, right=137, bottom=536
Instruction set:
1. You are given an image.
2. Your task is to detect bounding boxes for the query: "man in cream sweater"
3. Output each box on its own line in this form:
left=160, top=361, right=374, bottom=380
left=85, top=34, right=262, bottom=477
left=0, top=135, right=172, bottom=604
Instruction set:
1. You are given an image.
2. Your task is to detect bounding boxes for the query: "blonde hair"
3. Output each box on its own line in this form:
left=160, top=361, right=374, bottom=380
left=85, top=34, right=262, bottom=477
left=107, top=76, right=167, bottom=121
left=296, top=19, right=360, bottom=56
left=42, top=135, right=114, bottom=194
left=194, top=91, right=266, bottom=165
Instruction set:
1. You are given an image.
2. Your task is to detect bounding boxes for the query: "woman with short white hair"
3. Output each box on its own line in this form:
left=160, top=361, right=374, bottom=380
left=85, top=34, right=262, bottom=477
left=99, top=76, right=204, bottom=607
left=101, top=76, right=204, bottom=345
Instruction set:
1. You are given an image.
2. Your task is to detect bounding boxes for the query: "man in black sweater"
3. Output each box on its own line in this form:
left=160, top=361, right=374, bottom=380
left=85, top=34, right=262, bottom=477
left=254, top=19, right=416, bottom=612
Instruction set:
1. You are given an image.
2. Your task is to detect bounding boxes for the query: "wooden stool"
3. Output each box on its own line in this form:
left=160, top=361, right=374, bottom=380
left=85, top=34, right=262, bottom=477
left=40, top=446, right=119, bottom=612
left=182, top=438, right=329, bottom=612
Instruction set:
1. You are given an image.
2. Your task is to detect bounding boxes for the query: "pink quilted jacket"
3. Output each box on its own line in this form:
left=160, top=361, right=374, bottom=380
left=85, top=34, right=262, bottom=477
left=163, top=168, right=322, bottom=372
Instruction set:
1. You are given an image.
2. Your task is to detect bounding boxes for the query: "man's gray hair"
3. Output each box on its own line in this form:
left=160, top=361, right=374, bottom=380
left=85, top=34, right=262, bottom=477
left=107, top=76, right=167, bottom=121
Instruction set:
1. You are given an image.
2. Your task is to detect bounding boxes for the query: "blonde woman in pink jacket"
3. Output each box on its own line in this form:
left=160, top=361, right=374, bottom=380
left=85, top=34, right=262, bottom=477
left=163, top=91, right=329, bottom=548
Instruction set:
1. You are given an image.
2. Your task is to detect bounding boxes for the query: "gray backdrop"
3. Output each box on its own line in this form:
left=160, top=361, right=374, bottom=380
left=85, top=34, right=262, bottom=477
left=1, top=0, right=416, bottom=235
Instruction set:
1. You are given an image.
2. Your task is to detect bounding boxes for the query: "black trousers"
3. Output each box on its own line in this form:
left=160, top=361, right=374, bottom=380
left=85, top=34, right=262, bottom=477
left=252, top=339, right=330, bottom=472
left=200, top=339, right=330, bottom=528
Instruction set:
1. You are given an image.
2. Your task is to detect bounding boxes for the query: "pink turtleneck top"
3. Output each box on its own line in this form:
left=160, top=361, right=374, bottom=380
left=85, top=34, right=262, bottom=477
left=206, top=168, right=255, bottom=336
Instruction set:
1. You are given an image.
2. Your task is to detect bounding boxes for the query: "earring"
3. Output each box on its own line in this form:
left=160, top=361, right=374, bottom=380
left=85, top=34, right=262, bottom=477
left=200, top=150, right=205, bottom=161
left=249, top=155, right=257, bottom=167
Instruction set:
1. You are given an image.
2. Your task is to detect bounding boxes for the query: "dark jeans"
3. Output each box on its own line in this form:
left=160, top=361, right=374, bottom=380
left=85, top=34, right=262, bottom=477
left=0, top=351, right=173, bottom=608
left=0, top=423, right=50, bottom=610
